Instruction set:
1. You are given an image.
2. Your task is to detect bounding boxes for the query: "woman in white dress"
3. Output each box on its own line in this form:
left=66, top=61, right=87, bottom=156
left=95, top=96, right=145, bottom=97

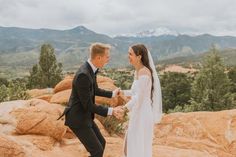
left=121, top=44, right=162, bottom=157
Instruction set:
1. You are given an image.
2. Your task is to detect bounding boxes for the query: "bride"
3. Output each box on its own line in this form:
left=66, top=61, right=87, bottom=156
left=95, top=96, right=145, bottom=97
left=121, top=44, right=162, bottom=157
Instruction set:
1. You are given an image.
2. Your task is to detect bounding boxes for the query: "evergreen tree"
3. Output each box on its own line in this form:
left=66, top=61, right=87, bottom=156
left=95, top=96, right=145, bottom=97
left=191, top=46, right=234, bottom=111
left=0, top=84, right=8, bottom=102
left=28, top=44, right=63, bottom=88
left=27, top=64, right=41, bottom=89
left=0, top=80, right=29, bottom=103
left=7, top=81, right=29, bottom=101
left=0, top=78, right=8, bottom=86
left=160, top=72, right=192, bottom=112
left=228, top=66, right=236, bottom=93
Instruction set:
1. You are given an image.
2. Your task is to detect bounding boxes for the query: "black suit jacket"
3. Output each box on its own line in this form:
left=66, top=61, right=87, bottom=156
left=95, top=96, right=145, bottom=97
left=65, top=62, right=112, bottom=128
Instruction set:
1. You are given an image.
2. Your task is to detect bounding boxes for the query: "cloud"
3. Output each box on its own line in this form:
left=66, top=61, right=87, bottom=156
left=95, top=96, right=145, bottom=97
left=0, top=0, right=236, bottom=36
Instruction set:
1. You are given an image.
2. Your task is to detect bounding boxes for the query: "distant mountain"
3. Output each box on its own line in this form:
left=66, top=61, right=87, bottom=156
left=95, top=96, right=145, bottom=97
left=0, top=26, right=112, bottom=53
left=119, top=27, right=178, bottom=37
left=1, top=25, right=236, bottom=73
left=158, top=48, right=236, bottom=66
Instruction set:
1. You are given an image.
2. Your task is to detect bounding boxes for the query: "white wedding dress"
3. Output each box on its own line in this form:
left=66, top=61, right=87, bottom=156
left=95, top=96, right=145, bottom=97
left=124, top=72, right=154, bottom=157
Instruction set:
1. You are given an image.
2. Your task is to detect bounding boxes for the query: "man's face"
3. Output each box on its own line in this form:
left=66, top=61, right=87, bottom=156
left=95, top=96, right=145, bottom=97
left=96, top=49, right=110, bottom=68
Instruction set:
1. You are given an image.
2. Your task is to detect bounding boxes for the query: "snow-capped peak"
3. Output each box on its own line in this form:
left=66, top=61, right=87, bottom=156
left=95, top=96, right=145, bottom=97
left=137, top=27, right=178, bottom=37
left=117, top=27, right=178, bottom=37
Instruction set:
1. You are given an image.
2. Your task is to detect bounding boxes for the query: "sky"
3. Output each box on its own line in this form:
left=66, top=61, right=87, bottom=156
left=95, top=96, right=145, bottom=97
left=0, top=0, right=236, bottom=36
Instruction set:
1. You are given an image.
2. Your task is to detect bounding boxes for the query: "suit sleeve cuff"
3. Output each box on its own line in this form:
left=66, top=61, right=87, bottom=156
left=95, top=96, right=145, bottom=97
left=107, top=107, right=113, bottom=115
left=112, top=91, right=115, bottom=98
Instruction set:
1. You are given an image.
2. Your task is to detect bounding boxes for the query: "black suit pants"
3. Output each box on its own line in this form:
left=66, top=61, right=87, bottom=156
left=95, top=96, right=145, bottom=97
left=69, top=122, right=106, bottom=157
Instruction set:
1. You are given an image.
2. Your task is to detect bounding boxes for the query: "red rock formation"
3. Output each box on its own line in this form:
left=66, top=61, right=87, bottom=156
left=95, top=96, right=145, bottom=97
left=154, top=110, right=236, bottom=157
left=53, top=78, right=73, bottom=93
left=27, top=89, right=54, bottom=98
left=50, top=89, right=71, bottom=105
left=50, top=75, right=125, bottom=106
left=3, top=99, right=236, bottom=156
left=11, top=100, right=67, bottom=141
left=97, top=75, right=114, bottom=84
left=0, top=135, right=26, bottom=157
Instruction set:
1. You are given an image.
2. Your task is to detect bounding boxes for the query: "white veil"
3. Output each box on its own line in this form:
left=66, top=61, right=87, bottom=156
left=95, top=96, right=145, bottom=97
left=148, top=51, right=163, bottom=124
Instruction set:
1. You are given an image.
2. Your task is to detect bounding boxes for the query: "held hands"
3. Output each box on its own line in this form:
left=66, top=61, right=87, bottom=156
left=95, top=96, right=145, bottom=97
left=112, top=88, right=128, bottom=120
left=118, top=90, right=124, bottom=96
left=113, top=88, right=125, bottom=97
left=112, top=106, right=125, bottom=120
left=113, top=88, right=121, bottom=97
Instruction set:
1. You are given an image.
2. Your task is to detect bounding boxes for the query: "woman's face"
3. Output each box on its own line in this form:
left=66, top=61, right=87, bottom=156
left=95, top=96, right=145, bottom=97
left=128, top=47, right=140, bottom=66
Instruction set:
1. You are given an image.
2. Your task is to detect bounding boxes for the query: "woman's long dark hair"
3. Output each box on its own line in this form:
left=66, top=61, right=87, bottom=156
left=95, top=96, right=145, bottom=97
left=131, top=44, right=154, bottom=103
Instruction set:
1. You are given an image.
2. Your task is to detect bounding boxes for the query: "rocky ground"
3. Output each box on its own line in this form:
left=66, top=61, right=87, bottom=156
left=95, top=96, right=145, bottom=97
left=1, top=75, right=236, bottom=157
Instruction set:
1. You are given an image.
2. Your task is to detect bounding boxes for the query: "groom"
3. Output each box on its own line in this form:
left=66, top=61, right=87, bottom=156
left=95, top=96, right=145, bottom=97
left=64, top=42, right=123, bottom=157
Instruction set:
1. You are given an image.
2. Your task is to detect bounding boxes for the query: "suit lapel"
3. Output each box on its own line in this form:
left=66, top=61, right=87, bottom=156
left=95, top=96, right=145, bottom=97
left=85, top=61, right=95, bottom=78
left=85, top=61, right=96, bottom=101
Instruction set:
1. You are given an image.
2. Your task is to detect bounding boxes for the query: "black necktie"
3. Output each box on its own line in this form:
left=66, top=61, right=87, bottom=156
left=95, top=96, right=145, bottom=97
left=95, top=69, right=99, bottom=75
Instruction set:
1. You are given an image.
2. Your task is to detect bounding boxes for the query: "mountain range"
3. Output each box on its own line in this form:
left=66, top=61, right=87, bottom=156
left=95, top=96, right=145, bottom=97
left=0, top=25, right=236, bottom=78
left=119, top=27, right=178, bottom=37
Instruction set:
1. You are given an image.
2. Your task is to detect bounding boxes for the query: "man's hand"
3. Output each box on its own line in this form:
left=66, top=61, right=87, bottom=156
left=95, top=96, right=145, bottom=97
left=119, top=90, right=124, bottom=96
left=112, top=106, right=124, bottom=120
left=113, top=88, right=121, bottom=97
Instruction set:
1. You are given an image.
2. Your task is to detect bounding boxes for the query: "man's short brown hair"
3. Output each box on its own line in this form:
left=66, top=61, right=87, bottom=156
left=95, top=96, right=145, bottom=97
left=90, top=43, right=111, bottom=59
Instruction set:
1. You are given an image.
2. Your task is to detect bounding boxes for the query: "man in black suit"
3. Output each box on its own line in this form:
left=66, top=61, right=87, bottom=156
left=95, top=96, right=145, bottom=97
left=64, top=43, right=123, bottom=157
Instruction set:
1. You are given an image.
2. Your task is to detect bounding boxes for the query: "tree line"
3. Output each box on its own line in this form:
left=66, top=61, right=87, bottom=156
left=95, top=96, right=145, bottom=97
left=0, top=43, right=63, bottom=102
left=161, top=46, right=236, bottom=113
left=0, top=44, right=236, bottom=113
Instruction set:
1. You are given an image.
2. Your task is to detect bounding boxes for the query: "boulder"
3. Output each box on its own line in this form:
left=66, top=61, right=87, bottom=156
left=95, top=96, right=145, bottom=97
left=35, top=94, right=53, bottom=102
left=97, top=75, right=114, bottom=84
left=0, top=135, right=26, bottom=157
left=0, top=100, right=30, bottom=135
left=50, top=75, right=126, bottom=107
left=50, top=89, right=71, bottom=105
left=27, top=88, right=54, bottom=98
left=154, top=110, right=236, bottom=157
left=53, top=78, right=73, bottom=93
left=11, top=101, right=67, bottom=141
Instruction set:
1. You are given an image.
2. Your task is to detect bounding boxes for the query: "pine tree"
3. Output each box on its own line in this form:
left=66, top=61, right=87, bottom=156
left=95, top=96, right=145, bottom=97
left=191, top=45, right=234, bottom=111
left=228, top=66, right=236, bottom=93
left=27, top=64, right=41, bottom=89
left=28, top=44, right=63, bottom=88
left=160, top=72, right=192, bottom=112
left=0, top=84, right=8, bottom=102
